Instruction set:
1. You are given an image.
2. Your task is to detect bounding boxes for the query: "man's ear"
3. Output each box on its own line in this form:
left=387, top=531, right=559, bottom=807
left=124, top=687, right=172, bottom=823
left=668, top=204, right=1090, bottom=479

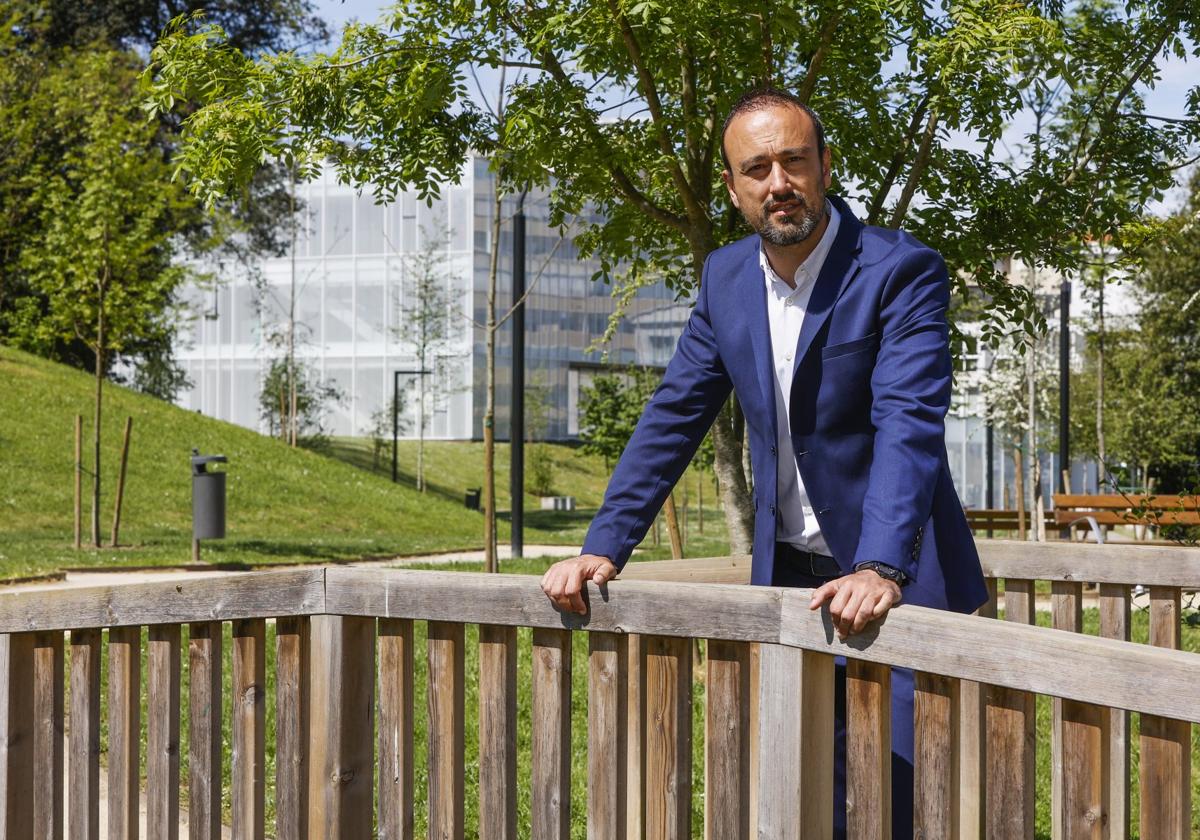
left=822, top=147, right=833, bottom=191
left=721, top=169, right=741, bottom=209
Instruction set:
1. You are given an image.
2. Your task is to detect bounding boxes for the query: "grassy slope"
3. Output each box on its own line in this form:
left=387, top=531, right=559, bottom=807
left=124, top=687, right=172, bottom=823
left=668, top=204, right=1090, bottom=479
left=0, top=345, right=497, bottom=577
left=0, top=345, right=729, bottom=579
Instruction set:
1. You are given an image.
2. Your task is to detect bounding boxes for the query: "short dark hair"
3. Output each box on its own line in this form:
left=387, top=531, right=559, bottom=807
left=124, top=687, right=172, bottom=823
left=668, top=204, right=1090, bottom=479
left=720, top=87, right=826, bottom=172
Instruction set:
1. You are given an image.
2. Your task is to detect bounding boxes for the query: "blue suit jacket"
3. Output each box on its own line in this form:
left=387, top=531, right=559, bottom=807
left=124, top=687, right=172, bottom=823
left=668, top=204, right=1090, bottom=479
left=582, top=196, right=987, bottom=614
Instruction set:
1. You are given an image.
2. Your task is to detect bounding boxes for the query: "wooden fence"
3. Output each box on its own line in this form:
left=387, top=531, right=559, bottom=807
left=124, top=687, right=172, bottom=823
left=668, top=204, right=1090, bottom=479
left=0, top=547, right=1196, bottom=839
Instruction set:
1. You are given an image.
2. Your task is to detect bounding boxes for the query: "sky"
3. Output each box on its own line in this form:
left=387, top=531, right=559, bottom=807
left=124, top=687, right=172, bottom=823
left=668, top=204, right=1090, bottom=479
left=311, top=0, right=1198, bottom=213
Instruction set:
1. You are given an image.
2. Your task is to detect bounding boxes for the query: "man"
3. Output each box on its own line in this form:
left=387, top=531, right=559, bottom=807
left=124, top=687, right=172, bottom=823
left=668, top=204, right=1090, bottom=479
left=541, top=88, right=988, bottom=838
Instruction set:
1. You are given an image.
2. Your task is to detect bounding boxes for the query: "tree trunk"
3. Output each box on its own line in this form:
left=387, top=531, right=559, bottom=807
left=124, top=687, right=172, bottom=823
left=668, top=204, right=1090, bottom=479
left=288, top=173, right=298, bottom=447
left=92, top=313, right=104, bottom=548
left=697, top=470, right=704, bottom=534
left=1096, top=263, right=1106, bottom=468
left=1014, top=446, right=1026, bottom=541
left=483, top=181, right=503, bottom=573
left=417, top=370, right=426, bottom=492
left=709, top=409, right=754, bottom=554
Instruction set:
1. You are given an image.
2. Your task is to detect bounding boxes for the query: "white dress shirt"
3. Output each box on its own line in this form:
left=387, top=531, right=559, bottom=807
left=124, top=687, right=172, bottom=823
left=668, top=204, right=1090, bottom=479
left=760, top=201, right=840, bottom=555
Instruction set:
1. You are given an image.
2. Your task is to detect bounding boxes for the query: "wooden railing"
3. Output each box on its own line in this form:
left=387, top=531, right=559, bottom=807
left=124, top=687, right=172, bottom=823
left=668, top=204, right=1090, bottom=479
left=0, top=553, right=1196, bottom=839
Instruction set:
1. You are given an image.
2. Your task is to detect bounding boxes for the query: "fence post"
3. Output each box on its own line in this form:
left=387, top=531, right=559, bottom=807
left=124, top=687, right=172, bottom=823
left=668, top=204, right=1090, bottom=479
left=847, top=660, right=892, bottom=840
left=755, top=644, right=835, bottom=840
left=643, top=635, right=691, bottom=840
left=308, top=615, right=377, bottom=839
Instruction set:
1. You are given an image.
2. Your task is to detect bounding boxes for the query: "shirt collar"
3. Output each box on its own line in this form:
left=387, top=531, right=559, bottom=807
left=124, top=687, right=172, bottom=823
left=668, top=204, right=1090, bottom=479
left=759, top=199, right=841, bottom=296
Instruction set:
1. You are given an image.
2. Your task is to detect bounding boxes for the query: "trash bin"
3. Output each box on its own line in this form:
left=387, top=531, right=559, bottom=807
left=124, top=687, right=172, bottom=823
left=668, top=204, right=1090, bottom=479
left=191, top=450, right=228, bottom=540
left=464, top=487, right=481, bottom=510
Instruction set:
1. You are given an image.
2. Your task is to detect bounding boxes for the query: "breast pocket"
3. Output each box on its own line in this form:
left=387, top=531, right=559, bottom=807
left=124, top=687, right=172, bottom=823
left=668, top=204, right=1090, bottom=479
left=821, top=332, right=878, bottom=360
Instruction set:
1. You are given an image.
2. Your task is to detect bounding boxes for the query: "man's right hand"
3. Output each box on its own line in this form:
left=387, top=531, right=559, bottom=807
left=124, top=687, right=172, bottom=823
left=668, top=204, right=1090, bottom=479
left=540, top=554, right=618, bottom=614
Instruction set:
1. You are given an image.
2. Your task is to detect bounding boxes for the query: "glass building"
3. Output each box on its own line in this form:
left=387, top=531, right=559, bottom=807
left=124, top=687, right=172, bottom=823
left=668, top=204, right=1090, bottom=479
left=174, top=157, right=688, bottom=441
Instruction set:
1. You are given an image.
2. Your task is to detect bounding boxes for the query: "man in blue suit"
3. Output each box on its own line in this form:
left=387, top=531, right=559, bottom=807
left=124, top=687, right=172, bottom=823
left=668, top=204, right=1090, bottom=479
left=541, top=88, right=988, bottom=838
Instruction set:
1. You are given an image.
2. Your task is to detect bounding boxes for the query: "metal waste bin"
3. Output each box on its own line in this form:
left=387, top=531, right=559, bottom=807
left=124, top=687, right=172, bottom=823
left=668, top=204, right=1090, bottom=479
left=464, top=487, right=481, bottom=510
left=191, top=451, right=228, bottom=540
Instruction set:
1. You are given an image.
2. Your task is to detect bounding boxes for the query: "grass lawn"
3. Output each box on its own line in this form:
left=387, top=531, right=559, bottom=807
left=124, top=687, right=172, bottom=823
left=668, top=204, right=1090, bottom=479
left=0, top=344, right=730, bottom=580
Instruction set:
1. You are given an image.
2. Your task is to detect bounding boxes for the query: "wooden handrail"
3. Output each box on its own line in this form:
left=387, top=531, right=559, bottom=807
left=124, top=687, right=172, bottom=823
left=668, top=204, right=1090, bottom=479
left=620, top=539, right=1200, bottom=587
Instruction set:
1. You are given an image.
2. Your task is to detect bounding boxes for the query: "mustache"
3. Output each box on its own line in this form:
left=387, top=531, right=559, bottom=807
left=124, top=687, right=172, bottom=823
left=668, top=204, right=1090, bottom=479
left=763, top=194, right=808, bottom=213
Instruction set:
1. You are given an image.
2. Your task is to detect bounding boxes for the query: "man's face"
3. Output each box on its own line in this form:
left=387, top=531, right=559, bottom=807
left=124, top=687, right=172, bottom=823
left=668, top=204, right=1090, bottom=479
left=721, top=104, right=832, bottom=247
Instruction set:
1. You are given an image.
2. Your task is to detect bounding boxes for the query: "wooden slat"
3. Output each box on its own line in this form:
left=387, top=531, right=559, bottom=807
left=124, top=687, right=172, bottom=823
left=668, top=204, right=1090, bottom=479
left=0, top=569, right=327, bottom=633
left=754, top=644, right=834, bottom=840
left=232, top=619, right=266, bottom=840
left=624, top=634, right=646, bottom=840
left=107, top=625, right=140, bottom=840
left=275, top=616, right=310, bottom=840
left=1139, top=587, right=1192, bottom=839
left=188, top=623, right=222, bottom=840
left=32, top=631, right=64, bottom=840
left=427, top=621, right=465, bottom=840
left=68, top=629, right=101, bottom=840
left=479, top=624, right=518, bottom=840
left=982, top=579, right=1036, bottom=840
left=914, top=671, right=958, bottom=839
left=378, top=618, right=413, bottom=840
left=957, top=577, right=996, bottom=840
left=532, top=628, right=572, bottom=840
left=642, top=635, right=691, bottom=840
left=146, top=625, right=181, bottom=840
left=985, top=682, right=1036, bottom=840
left=588, top=633, right=628, bottom=840
left=704, top=639, right=749, bottom=840
left=1051, top=580, right=1083, bottom=840
left=1, top=633, right=35, bottom=838
left=1099, top=583, right=1130, bottom=840
left=847, top=660, right=891, bottom=840
left=306, top=616, right=375, bottom=838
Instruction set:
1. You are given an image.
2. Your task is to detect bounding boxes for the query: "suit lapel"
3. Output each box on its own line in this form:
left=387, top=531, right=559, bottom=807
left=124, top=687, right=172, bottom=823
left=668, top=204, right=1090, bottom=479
left=739, top=250, right=779, bottom=442
left=792, top=199, right=865, bottom=377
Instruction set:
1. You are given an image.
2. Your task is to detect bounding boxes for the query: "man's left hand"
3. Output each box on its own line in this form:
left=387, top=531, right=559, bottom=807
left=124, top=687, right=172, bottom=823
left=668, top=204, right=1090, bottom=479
left=809, top=570, right=902, bottom=640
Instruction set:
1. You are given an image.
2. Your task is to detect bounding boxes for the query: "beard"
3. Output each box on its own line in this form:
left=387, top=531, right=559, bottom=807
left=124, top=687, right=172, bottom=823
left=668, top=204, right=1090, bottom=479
left=753, top=192, right=826, bottom=246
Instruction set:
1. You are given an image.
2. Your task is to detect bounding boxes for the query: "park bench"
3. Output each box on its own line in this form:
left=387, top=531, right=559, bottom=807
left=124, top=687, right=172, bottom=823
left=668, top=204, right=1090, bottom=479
left=964, top=507, right=1056, bottom=535
left=1, top=544, right=1197, bottom=838
left=1053, top=493, right=1200, bottom=541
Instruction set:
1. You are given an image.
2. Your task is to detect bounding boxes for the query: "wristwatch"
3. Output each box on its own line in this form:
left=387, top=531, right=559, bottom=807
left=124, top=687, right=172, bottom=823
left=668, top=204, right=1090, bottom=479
left=854, top=561, right=909, bottom=586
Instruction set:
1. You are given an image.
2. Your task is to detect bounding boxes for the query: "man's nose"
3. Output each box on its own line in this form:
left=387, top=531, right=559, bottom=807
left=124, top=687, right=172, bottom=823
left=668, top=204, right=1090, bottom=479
left=767, top=161, right=791, bottom=195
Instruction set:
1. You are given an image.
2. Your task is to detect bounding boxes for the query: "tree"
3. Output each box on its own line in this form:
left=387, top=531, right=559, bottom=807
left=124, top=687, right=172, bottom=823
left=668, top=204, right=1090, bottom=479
left=393, top=225, right=465, bottom=492
left=144, top=0, right=1199, bottom=555
left=11, top=49, right=189, bottom=547
left=365, top=392, right=410, bottom=473
left=258, top=356, right=344, bottom=444
left=579, top=367, right=660, bottom=471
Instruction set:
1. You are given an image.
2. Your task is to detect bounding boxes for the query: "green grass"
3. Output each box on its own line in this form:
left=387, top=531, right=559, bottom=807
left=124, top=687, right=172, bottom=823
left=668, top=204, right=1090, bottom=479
left=0, top=344, right=729, bottom=579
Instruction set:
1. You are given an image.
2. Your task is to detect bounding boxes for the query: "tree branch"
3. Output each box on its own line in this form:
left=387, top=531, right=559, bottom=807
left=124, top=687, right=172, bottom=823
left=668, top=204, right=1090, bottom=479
left=503, top=10, right=689, bottom=234
left=867, top=93, right=930, bottom=225
left=606, top=0, right=707, bottom=223
left=796, top=8, right=843, bottom=104
left=888, top=104, right=940, bottom=228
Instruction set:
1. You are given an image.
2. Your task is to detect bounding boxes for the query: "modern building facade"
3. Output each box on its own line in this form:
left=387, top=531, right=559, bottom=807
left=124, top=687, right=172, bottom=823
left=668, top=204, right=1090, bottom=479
left=174, top=158, right=687, bottom=440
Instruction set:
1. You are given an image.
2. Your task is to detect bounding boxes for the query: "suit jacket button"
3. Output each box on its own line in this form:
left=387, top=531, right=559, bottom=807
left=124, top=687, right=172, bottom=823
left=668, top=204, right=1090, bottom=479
left=770, top=445, right=777, bottom=456
left=769, top=505, right=776, bottom=516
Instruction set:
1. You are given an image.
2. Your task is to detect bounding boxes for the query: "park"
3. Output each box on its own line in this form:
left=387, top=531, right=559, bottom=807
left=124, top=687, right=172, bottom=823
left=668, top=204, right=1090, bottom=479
left=1, top=0, right=1200, bottom=838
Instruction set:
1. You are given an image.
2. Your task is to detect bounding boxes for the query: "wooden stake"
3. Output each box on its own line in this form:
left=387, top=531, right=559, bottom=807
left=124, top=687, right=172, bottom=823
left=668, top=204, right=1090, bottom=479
left=73, top=415, right=82, bottom=550
left=664, top=493, right=684, bottom=560
left=110, top=417, right=132, bottom=547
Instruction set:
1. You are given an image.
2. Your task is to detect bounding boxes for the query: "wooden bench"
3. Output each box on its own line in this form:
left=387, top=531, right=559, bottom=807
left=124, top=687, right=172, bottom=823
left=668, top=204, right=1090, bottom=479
left=1053, top=493, right=1200, bottom=541
left=964, top=508, right=1055, bottom=535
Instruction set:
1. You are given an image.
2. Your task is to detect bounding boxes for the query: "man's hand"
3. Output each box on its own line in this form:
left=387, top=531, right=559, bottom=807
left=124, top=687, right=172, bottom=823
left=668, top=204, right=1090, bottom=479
left=809, top=570, right=902, bottom=640
left=541, top=554, right=618, bottom=615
